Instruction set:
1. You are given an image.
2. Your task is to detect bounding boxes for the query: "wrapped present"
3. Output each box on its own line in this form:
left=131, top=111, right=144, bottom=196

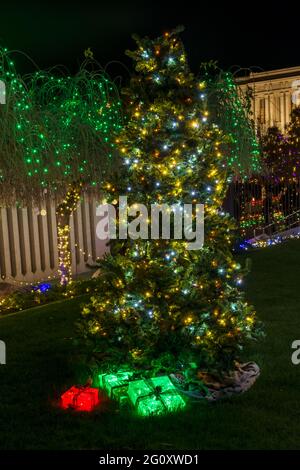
left=61, top=385, right=100, bottom=412
left=98, top=371, right=135, bottom=404
left=128, top=376, right=186, bottom=416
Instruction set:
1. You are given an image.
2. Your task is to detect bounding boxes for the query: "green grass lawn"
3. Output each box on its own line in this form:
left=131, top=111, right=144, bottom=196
left=1, top=240, right=300, bottom=450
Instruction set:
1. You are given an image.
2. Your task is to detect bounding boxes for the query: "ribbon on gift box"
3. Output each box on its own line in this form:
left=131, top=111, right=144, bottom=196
left=135, top=384, right=176, bottom=410
left=98, top=371, right=137, bottom=399
left=128, top=376, right=186, bottom=416
left=61, top=385, right=100, bottom=411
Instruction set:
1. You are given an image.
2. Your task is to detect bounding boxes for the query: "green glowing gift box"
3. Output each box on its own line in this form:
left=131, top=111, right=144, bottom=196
left=127, top=376, right=186, bottom=416
left=98, top=371, right=135, bottom=404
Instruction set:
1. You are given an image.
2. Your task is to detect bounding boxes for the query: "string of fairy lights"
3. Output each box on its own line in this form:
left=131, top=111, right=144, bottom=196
left=0, top=48, right=123, bottom=202
left=0, top=46, right=123, bottom=284
left=205, top=70, right=261, bottom=178
left=79, top=29, right=260, bottom=371
left=238, top=107, right=300, bottom=237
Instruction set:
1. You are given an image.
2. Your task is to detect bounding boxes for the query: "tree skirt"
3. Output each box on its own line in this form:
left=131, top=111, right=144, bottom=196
left=171, top=362, right=260, bottom=402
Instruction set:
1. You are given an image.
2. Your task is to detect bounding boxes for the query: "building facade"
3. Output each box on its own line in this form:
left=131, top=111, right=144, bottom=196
left=237, top=67, right=300, bottom=134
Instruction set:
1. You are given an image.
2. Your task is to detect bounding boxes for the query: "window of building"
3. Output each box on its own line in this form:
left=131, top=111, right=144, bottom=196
left=259, top=98, right=265, bottom=124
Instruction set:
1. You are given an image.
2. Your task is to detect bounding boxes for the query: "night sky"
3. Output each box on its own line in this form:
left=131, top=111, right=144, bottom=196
left=1, top=1, right=299, bottom=80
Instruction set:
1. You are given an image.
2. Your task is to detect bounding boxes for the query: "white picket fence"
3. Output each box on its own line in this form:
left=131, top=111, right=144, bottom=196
left=0, top=195, right=108, bottom=284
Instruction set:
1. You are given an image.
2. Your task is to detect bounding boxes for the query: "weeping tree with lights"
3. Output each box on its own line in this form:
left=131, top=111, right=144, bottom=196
left=202, top=64, right=261, bottom=179
left=79, top=28, right=262, bottom=375
left=29, top=65, right=123, bottom=284
left=0, top=47, right=123, bottom=284
left=205, top=69, right=262, bottom=235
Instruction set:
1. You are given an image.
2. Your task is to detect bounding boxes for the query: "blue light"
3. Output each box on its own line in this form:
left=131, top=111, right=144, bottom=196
left=33, top=282, right=51, bottom=293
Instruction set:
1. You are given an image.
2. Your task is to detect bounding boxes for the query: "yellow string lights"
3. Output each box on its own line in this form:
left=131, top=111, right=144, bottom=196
left=78, top=28, right=262, bottom=372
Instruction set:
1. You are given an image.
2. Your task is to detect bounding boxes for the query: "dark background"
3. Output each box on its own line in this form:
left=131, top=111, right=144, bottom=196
left=0, top=1, right=299, bottom=78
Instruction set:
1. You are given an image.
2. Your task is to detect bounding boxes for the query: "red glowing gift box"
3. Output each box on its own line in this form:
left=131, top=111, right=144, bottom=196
left=61, top=385, right=100, bottom=411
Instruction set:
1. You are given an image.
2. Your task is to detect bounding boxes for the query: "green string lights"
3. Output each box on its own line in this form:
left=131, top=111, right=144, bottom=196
left=0, top=47, right=123, bottom=284
left=0, top=48, right=123, bottom=205
left=204, top=69, right=261, bottom=179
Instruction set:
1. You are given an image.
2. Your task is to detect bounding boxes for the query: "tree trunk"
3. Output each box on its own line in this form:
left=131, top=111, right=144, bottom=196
left=56, top=182, right=82, bottom=286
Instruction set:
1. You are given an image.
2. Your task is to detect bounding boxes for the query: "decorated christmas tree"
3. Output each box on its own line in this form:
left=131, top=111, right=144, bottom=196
left=79, top=29, right=261, bottom=374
